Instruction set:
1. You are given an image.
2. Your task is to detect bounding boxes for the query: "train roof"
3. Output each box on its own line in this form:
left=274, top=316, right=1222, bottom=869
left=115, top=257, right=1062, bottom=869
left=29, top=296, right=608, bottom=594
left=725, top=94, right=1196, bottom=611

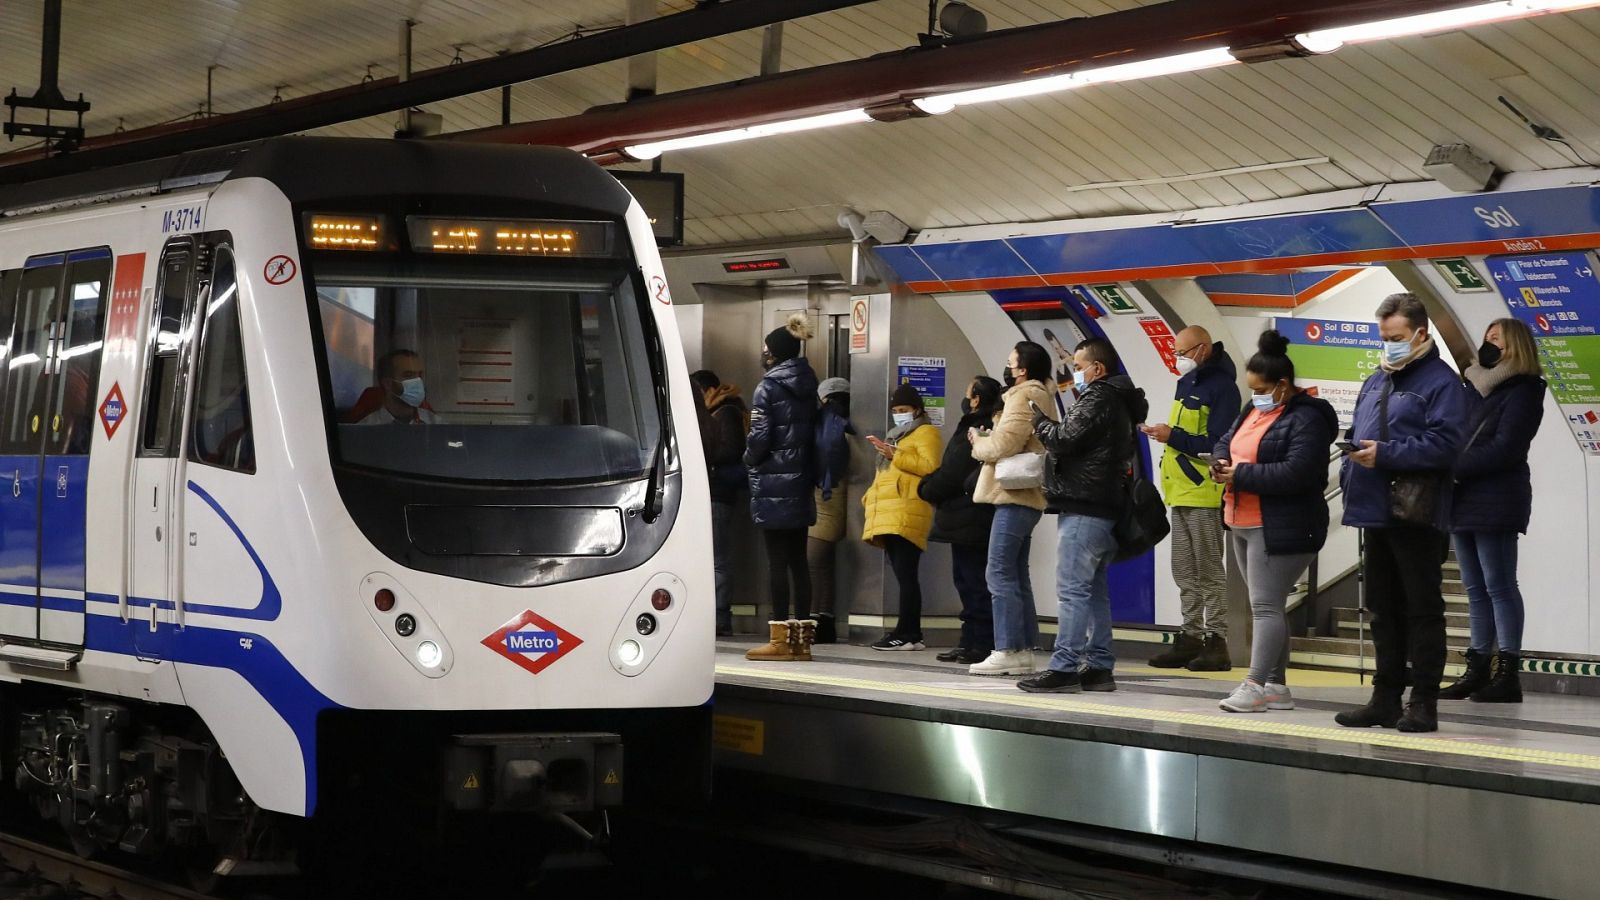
left=0, top=137, right=633, bottom=219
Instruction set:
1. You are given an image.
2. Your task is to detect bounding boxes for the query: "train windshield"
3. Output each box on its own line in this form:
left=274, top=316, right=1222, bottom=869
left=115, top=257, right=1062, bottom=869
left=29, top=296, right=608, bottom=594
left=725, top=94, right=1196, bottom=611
left=311, top=259, right=664, bottom=484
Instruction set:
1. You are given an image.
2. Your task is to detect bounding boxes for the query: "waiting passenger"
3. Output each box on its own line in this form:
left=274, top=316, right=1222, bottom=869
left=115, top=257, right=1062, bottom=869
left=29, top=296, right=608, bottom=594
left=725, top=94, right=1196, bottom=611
left=1335, top=293, right=1467, bottom=733
left=1210, top=331, right=1338, bottom=713
left=692, top=369, right=748, bottom=637
left=920, top=376, right=1004, bottom=665
left=1142, top=326, right=1240, bottom=672
left=862, top=383, right=942, bottom=651
left=968, top=342, right=1059, bottom=676
left=1022, top=338, right=1147, bottom=694
left=808, top=377, right=855, bottom=644
left=356, top=349, right=436, bottom=425
left=744, top=314, right=820, bottom=662
left=1439, top=318, right=1544, bottom=704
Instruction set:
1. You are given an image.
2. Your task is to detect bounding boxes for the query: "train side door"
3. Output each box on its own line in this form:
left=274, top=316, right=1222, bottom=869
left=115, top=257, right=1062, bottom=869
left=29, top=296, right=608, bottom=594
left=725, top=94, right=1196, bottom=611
left=128, top=240, right=201, bottom=656
left=0, top=249, right=111, bottom=646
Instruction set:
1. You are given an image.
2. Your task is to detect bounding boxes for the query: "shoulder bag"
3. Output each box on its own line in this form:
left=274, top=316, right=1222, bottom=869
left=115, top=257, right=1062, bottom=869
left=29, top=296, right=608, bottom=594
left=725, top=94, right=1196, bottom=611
left=994, top=451, right=1046, bottom=491
left=1379, top=377, right=1444, bottom=526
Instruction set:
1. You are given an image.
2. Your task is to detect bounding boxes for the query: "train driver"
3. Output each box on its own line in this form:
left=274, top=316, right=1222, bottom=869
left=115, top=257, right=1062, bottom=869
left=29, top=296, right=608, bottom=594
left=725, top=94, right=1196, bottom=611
left=358, top=348, right=437, bottom=425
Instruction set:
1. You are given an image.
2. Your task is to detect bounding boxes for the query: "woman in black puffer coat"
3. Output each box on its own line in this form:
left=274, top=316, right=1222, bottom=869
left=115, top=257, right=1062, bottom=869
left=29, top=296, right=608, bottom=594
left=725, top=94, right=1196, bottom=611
left=1440, top=317, right=1545, bottom=704
left=919, top=376, right=1003, bottom=664
left=1212, top=331, right=1338, bottom=714
left=744, top=314, right=820, bottom=661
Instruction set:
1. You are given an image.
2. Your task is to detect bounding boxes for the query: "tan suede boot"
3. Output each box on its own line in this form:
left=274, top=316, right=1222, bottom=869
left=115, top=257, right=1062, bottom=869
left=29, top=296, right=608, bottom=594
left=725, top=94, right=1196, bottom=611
left=745, top=621, right=798, bottom=661
left=792, top=619, right=817, bottom=661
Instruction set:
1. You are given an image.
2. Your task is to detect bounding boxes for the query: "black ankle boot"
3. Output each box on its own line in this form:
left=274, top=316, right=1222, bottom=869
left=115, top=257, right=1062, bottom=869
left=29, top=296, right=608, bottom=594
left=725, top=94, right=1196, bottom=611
left=1471, top=653, right=1522, bottom=703
left=1149, top=633, right=1204, bottom=668
left=1335, top=688, right=1403, bottom=728
left=813, top=614, right=836, bottom=645
left=1397, top=698, right=1439, bottom=733
left=1439, top=649, right=1492, bottom=700
left=1186, top=634, right=1233, bottom=672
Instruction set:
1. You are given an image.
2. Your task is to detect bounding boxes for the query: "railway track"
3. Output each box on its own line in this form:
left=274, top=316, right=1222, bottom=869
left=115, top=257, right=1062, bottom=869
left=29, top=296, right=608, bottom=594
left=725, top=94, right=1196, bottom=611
left=0, top=832, right=218, bottom=900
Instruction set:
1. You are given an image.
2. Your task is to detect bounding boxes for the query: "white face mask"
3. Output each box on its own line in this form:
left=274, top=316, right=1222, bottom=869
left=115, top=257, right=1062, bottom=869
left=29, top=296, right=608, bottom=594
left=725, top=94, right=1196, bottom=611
left=892, top=412, right=915, bottom=428
left=1175, top=356, right=1198, bottom=376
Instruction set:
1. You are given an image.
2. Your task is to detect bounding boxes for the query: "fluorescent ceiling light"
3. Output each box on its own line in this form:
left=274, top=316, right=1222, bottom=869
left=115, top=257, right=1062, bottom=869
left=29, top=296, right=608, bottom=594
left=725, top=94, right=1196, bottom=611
left=623, top=109, right=871, bottom=160
left=1295, top=0, right=1600, bottom=53
left=912, top=47, right=1236, bottom=114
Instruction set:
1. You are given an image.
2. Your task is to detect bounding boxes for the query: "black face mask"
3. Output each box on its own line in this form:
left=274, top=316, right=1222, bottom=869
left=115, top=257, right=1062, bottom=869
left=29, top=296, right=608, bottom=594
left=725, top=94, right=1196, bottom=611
left=959, top=397, right=973, bottom=416
left=1002, top=367, right=1016, bottom=388
left=1478, top=341, right=1502, bottom=368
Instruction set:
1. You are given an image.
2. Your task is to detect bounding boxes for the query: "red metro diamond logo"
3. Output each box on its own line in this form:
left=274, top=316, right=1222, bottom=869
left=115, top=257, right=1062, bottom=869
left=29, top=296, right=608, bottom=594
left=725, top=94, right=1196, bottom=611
left=98, top=382, right=127, bottom=440
left=482, top=610, right=583, bottom=675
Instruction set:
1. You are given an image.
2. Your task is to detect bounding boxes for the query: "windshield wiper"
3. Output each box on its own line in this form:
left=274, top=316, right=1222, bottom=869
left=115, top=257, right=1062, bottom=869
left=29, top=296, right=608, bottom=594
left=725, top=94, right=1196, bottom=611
left=641, top=370, right=670, bottom=523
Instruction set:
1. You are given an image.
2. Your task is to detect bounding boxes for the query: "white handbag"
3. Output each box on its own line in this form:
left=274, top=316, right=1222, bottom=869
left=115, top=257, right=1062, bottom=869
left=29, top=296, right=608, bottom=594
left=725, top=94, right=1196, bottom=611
left=993, top=451, right=1046, bottom=491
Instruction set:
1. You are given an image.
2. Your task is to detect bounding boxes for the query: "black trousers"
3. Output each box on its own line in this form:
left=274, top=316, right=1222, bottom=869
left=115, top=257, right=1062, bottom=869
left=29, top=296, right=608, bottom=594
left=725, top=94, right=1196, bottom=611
left=951, top=543, right=995, bottom=652
left=1365, top=526, right=1450, bottom=700
left=883, top=535, right=924, bottom=639
left=762, top=527, right=811, bottom=620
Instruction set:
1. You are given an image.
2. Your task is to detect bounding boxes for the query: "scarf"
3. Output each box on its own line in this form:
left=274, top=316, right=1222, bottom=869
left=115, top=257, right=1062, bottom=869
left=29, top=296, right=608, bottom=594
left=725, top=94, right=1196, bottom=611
left=1463, top=362, right=1517, bottom=398
left=878, top=413, right=928, bottom=470
left=1379, top=335, right=1436, bottom=373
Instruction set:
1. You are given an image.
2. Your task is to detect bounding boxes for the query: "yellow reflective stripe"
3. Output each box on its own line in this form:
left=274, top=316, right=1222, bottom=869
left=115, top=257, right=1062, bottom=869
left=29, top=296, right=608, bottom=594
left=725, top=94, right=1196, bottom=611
left=716, top=664, right=1600, bottom=772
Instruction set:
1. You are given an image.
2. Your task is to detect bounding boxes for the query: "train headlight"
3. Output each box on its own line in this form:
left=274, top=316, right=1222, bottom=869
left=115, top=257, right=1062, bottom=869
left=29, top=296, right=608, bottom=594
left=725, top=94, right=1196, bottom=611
left=416, top=640, right=443, bottom=669
left=618, top=640, right=643, bottom=665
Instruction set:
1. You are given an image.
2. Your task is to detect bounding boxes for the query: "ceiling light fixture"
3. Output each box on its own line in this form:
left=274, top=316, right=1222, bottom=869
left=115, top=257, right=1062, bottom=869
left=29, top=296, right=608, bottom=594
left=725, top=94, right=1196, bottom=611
left=622, top=108, right=872, bottom=160
left=911, top=47, right=1236, bottom=114
left=1294, top=0, right=1600, bottom=54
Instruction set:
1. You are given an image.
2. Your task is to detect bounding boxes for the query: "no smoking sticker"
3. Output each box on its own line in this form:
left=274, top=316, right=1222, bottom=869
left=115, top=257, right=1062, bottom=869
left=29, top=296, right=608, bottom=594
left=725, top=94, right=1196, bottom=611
left=650, top=275, right=670, bottom=305
left=263, top=255, right=297, bottom=285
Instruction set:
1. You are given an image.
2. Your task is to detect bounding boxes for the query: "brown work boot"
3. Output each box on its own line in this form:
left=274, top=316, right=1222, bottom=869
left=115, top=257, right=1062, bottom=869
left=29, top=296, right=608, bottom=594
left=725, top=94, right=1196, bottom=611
left=746, top=621, right=798, bottom=661
left=792, top=619, right=817, bottom=661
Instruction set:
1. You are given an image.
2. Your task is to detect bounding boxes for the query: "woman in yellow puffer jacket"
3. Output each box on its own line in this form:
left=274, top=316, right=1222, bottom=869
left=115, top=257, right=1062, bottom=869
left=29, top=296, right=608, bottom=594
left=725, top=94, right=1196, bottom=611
left=862, top=383, right=942, bottom=651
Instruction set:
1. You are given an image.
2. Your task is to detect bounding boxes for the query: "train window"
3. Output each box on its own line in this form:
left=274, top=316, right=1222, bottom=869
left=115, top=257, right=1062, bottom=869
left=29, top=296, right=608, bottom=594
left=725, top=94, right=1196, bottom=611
left=0, top=270, right=19, bottom=408
left=140, top=245, right=194, bottom=456
left=187, top=247, right=253, bottom=473
left=47, top=254, right=111, bottom=455
left=0, top=262, right=62, bottom=454
left=310, top=256, right=664, bottom=484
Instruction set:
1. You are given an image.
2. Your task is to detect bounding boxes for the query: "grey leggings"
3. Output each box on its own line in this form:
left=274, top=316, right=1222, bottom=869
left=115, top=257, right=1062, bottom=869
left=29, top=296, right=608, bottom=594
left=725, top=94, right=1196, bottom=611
left=1231, top=527, right=1314, bottom=686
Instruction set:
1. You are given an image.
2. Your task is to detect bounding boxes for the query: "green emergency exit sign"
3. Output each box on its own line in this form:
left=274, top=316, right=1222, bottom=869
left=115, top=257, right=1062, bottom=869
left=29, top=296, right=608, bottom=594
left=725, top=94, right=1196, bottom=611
left=1432, top=257, right=1490, bottom=292
left=1091, top=283, right=1141, bottom=314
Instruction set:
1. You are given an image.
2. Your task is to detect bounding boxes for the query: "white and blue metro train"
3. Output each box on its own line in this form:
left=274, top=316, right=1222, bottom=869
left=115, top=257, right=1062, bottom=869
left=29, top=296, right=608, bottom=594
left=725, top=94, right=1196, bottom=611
left=0, top=138, right=713, bottom=869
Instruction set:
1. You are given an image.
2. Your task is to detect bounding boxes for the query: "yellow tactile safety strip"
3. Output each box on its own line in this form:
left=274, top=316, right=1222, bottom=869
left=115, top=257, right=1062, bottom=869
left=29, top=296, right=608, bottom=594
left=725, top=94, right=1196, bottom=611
left=715, top=664, right=1600, bottom=773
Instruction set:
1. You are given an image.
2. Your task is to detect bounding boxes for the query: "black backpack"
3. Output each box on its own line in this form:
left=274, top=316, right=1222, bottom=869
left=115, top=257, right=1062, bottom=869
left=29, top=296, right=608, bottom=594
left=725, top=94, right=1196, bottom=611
left=1112, top=426, right=1170, bottom=562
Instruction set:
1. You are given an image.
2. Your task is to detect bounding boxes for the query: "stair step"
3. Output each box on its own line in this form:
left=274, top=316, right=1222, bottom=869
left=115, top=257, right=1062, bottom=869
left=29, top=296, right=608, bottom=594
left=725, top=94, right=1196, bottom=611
left=1334, top=608, right=1469, bottom=625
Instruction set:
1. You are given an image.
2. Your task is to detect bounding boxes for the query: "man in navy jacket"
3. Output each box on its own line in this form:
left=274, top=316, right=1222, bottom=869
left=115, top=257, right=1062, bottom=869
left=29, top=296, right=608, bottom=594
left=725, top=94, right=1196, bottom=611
left=1335, top=293, right=1467, bottom=734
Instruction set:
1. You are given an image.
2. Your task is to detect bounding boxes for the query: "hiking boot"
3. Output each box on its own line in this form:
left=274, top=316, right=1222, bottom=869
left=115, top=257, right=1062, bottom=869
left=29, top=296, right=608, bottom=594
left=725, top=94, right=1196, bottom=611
left=745, top=621, right=798, bottom=661
left=812, top=614, right=837, bottom=645
left=969, top=649, right=1034, bottom=676
left=1080, top=667, right=1116, bottom=692
left=1334, top=688, right=1403, bottom=728
left=1439, top=649, right=1491, bottom=700
left=1186, top=634, right=1233, bottom=672
left=1018, top=670, right=1082, bottom=693
left=792, top=619, right=816, bottom=662
left=1219, top=680, right=1267, bottom=713
left=1149, top=633, right=1204, bottom=668
left=1471, top=653, right=1522, bottom=703
left=1397, top=699, right=1439, bottom=733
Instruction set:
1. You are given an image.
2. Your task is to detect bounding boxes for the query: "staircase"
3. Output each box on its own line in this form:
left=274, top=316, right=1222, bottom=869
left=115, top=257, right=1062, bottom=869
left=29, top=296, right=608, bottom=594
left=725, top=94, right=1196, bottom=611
left=1290, top=552, right=1470, bottom=671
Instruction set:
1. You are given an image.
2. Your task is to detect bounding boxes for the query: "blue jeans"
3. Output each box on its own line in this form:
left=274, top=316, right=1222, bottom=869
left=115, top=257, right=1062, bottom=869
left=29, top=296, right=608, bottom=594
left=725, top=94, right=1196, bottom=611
left=1453, top=531, right=1524, bottom=655
left=987, top=504, right=1042, bottom=652
left=1050, top=513, right=1119, bottom=674
left=711, top=501, right=735, bottom=632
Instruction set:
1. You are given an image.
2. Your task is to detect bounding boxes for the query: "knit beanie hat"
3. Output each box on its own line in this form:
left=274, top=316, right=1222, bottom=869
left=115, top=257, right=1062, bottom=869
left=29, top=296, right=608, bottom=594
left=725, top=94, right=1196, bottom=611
left=890, top=382, right=924, bottom=410
left=765, top=312, right=813, bottom=363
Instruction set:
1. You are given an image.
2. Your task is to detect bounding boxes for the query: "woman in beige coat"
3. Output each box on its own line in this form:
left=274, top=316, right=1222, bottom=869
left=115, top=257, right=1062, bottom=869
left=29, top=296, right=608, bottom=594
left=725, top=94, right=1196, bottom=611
left=967, top=341, right=1060, bottom=675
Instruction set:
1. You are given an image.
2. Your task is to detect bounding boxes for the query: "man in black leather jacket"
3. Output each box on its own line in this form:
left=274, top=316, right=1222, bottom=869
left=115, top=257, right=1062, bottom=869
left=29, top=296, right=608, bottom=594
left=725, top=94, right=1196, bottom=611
left=1020, top=338, right=1149, bottom=694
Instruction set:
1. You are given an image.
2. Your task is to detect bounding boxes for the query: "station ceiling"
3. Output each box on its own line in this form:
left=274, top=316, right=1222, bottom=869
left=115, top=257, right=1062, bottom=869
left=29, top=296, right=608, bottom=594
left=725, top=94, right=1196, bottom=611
left=2, top=1, right=1598, bottom=247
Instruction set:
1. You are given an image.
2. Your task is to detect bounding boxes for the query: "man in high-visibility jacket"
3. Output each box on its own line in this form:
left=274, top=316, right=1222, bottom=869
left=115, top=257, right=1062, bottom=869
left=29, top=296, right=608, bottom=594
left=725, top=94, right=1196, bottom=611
left=1141, top=326, right=1241, bottom=671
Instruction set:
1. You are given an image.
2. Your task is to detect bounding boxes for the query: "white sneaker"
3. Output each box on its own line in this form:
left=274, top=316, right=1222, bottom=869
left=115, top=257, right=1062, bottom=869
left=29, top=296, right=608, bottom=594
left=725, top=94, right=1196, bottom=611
left=969, top=649, right=1035, bottom=676
left=1264, top=683, right=1294, bottom=710
left=1219, top=680, right=1268, bottom=713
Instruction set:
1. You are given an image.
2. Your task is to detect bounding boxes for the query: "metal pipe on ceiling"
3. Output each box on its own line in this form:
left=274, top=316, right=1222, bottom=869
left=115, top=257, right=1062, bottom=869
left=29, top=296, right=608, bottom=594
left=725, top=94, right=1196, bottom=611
left=0, top=0, right=880, bottom=182
left=441, top=0, right=1516, bottom=160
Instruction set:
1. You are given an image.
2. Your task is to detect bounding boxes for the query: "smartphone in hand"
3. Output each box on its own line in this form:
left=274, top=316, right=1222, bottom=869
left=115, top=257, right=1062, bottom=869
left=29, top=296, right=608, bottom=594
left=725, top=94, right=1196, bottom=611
left=1337, top=440, right=1360, bottom=454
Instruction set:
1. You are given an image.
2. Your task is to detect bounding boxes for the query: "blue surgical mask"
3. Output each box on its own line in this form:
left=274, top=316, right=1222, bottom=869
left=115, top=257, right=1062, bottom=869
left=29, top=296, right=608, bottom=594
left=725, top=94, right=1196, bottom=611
left=1381, top=336, right=1414, bottom=364
left=892, top=412, right=914, bottom=428
left=1072, top=369, right=1088, bottom=389
left=397, top=377, right=426, bottom=408
left=1251, top=392, right=1281, bottom=413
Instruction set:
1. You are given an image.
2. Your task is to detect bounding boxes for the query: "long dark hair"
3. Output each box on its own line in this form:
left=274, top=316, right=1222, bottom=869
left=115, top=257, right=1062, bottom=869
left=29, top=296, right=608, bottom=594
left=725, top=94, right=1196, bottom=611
left=1247, top=330, right=1295, bottom=385
left=1013, top=341, right=1051, bottom=383
left=970, top=375, right=1003, bottom=420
